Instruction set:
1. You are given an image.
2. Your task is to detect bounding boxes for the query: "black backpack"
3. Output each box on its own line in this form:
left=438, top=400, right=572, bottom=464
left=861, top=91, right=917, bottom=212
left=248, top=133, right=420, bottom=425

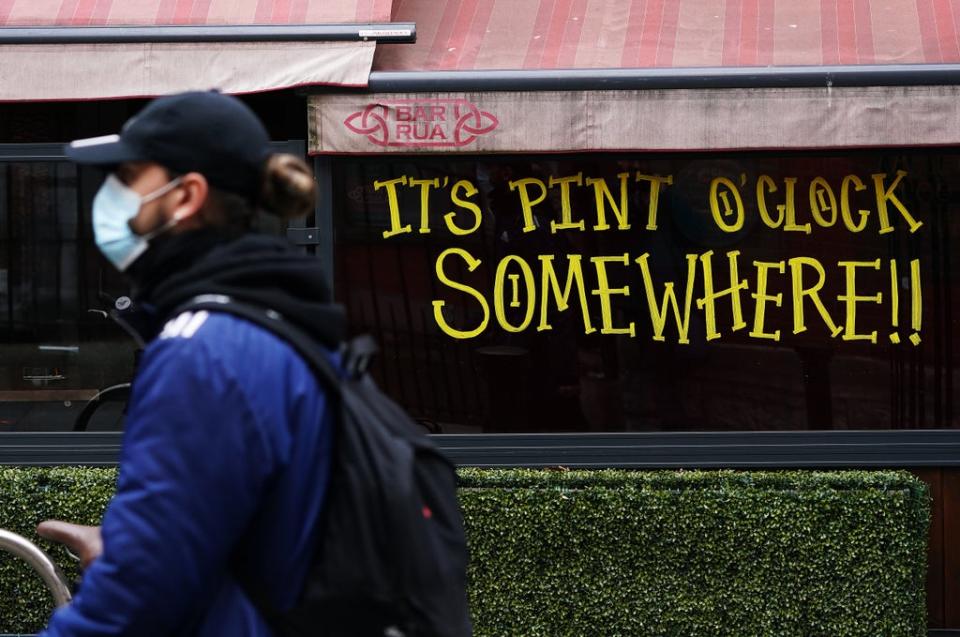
left=178, top=295, right=472, bottom=637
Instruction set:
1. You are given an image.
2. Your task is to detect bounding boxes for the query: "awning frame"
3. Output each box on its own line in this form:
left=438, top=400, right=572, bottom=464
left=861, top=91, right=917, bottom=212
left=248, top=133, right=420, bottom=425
left=349, top=63, right=960, bottom=93
left=0, top=23, right=416, bottom=44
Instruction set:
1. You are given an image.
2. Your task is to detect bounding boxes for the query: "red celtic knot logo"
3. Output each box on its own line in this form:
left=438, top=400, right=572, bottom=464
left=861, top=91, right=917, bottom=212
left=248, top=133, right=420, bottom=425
left=344, top=99, right=498, bottom=148
left=451, top=101, right=499, bottom=145
left=344, top=104, right=390, bottom=145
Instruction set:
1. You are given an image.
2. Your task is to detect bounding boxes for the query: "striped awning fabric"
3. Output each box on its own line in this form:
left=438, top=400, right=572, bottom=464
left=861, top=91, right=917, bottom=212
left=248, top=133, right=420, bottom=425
left=309, top=0, right=960, bottom=153
left=376, top=0, right=960, bottom=70
left=0, top=0, right=391, bottom=100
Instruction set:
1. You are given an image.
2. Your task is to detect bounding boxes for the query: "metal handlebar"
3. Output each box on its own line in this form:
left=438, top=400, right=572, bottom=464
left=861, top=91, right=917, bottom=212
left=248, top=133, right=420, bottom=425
left=0, top=529, right=72, bottom=607
left=73, top=382, right=131, bottom=432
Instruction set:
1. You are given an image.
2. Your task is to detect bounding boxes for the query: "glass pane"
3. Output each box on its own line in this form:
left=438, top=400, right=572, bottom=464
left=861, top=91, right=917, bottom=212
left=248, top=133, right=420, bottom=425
left=333, top=152, right=959, bottom=433
left=0, top=149, right=307, bottom=432
left=0, top=162, right=136, bottom=431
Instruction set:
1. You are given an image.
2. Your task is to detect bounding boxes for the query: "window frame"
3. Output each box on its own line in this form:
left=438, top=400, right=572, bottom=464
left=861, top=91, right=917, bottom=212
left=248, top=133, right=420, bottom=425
left=310, top=149, right=960, bottom=466
left=0, top=145, right=958, bottom=465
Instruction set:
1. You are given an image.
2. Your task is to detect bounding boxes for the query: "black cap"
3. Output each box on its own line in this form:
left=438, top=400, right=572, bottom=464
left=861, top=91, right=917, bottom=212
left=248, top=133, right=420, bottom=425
left=66, top=91, right=271, bottom=201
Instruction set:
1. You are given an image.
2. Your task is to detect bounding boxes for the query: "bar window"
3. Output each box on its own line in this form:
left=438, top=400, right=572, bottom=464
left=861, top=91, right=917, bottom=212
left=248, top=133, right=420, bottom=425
left=0, top=162, right=135, bottom=431
left=332, top=152, right=958, bottom=433
left=0, top=156, right=303, bottom=432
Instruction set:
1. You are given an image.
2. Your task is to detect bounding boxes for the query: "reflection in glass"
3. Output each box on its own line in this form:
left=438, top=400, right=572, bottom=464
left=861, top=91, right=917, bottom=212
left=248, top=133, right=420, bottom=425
left=0, top=155, right=308, bottom=432
left=0, top=163, right=136, bottom=431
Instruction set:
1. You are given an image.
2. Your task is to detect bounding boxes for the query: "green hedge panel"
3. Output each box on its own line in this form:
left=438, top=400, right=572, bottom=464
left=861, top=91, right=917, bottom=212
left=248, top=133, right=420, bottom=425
left=459, top=469, right=928, bottom=637
left=0, top=468, right=928, bottom=636
left=0, top=468, right=116, bottom=633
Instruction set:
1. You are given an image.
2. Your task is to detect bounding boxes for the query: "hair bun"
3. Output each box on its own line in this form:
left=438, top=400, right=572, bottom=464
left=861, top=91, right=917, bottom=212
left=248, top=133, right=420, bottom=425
left=260, top=153, right=317, bottom=219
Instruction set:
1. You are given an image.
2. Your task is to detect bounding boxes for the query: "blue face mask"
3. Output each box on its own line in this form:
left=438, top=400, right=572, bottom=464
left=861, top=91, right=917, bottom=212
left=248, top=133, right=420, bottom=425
left=92, top=174, right=183, bottom=271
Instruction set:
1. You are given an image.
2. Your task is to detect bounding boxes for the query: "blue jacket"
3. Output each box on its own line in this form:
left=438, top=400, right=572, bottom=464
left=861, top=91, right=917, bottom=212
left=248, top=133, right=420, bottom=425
left=42, top=308, right=335, bottom=636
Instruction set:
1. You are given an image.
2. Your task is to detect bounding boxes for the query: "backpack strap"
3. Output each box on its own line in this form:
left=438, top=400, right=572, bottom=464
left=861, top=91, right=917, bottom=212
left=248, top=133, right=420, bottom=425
left=174, top=294, right=364, bottom=391
left=172, top=294, right=352, bottom=634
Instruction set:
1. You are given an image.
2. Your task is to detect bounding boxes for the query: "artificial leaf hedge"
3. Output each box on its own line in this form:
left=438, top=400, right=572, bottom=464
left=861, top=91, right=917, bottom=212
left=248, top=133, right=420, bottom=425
left=0, top=467, right=928, bottom=636
left=459, top=469, right=928, bottom=637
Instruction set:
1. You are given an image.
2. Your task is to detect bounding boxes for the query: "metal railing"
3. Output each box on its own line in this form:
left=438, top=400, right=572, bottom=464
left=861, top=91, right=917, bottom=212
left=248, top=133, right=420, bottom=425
left=0, top=529, right=71, bottom=607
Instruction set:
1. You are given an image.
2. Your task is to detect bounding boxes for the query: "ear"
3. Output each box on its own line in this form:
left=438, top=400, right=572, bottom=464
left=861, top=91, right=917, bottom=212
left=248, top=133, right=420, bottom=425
left=167, top=172, right=209, bottom=223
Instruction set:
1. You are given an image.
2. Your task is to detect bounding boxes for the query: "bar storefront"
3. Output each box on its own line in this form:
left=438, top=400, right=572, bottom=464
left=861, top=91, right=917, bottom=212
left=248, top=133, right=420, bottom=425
left=0, top=0, right=956, bottom=630
left=307, top=80, right=960, bottom=628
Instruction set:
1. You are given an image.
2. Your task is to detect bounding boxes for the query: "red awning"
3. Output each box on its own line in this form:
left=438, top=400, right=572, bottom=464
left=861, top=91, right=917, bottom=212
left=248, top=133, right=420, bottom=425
left=0, top=0, right=393, bottom=101
left=376, top=0, right=960, bottom=71
left=311, top=0, right=960, bottom=153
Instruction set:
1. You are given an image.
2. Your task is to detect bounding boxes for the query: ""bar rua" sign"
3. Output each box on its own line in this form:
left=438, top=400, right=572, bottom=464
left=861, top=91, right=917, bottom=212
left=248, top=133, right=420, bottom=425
left=344, top=98, right=498, bottom=148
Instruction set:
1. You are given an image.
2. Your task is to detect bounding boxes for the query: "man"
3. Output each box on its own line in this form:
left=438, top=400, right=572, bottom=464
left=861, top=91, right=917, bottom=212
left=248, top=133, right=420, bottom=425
left=39, top=90, right=343, bottom=636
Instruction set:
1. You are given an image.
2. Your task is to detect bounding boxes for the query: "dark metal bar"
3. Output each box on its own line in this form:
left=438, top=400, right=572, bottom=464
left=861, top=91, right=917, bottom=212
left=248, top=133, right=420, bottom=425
left=0, top=433, right=122, bottom=466
left=434, top=430, right=960, bottom=468
left=2, top=430, right=960, bottom=468
left=364, top=63, right=960, bottom=92
left=0, top=144, right=66, bottom=161
left=3, top=164, right=12, bottom=330
left=313, top=156, right=335, bottom=295
left=0, top=23, right=416, bottom=44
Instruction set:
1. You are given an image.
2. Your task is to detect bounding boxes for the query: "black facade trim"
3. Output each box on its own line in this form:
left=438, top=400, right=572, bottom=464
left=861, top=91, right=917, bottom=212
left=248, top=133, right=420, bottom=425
left=0, top=433, right=122, bottom=466
left=0, top=140, right=304, bottom=161
left=434, top=430, right=960, bottom=468
left=1, top=430, right=957, bottom=468
left=313, top=156, right=336, bottom=293
left=360, top=63, right=960, bottom=92
left=0, top=23, right=416, bottom=44
left=0, top=144, right=69, bottom=160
